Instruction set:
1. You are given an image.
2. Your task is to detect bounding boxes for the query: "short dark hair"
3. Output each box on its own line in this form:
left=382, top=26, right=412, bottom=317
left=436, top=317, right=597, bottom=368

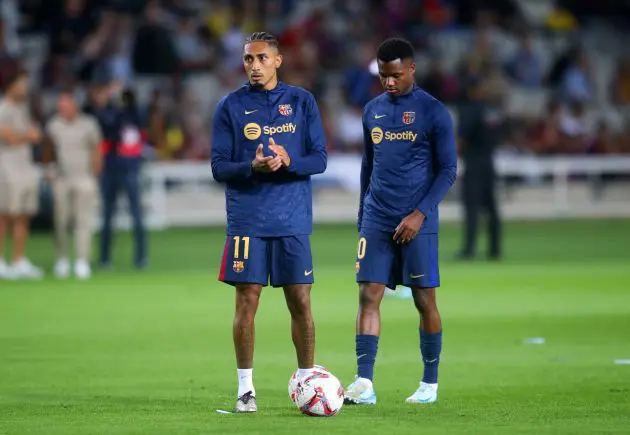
left=245, top=32, right=279, bottom=49
left=376, top=38, right=415, bottom=63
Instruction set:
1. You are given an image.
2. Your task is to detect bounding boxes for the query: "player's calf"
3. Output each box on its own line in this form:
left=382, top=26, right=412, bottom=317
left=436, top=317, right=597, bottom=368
left=411, top=287, right=442, bottom=393
left=345, top=283, right=385, bottom=405
left=234, top=285, right=262, bottom=402
left=283, top=284, right=315, bottom=370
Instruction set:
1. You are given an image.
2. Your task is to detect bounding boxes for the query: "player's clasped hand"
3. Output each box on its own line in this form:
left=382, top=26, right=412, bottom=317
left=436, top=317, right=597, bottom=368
left=393, top=210, right=425, bottom=244
left=268, top=137, right=291, bottom=167
left=252, top=143, right=283, bottom=173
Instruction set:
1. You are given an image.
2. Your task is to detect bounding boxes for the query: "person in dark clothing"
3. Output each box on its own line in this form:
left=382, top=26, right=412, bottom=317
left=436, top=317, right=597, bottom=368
left=86, top=80, right=147, bottom=270
left=131, top=2, right=179, bottom=75
left=456, top=77, right=503, bottom=260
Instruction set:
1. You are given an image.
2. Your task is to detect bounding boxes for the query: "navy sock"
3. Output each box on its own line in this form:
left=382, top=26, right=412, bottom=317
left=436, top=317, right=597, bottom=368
left=356, top=334, right=378, bottom=381
left=420, top=329, right=442, bottom=384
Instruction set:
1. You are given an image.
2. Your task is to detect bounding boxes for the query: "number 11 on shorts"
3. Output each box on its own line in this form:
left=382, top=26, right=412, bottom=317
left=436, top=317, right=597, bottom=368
left=233, top=236, right=250, bottom=259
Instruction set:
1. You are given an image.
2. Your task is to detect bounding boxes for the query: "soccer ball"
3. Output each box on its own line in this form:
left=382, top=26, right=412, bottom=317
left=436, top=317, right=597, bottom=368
left=294, top=369, right=344, bottom=417
left=288, top=365, right=330, bottom=403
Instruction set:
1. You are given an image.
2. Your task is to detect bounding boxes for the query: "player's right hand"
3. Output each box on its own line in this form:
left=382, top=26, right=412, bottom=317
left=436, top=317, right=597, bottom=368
left=252, top=143, right=283, bottom=173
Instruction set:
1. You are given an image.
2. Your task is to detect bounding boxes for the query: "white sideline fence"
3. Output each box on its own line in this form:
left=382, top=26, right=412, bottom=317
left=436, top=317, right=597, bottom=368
left=107, top=155, right=630, bottom=230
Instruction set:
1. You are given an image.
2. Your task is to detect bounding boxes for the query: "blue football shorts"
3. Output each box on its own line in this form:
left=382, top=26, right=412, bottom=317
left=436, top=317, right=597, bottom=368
left=355, top=228, right=440, bottom=289
left=218, top=235, right=314, bottom=287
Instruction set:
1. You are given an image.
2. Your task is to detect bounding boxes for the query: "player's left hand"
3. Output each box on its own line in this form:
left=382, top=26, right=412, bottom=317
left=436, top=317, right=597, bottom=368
left=268, top=137, right=291, bottom=167
left=393, top=210, right=425, bottom=244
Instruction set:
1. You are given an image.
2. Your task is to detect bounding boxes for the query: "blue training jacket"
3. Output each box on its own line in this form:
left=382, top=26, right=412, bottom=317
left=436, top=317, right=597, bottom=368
left=359, top=85, right=457, bottom=235
left=211, top=81, right=327, bottom=237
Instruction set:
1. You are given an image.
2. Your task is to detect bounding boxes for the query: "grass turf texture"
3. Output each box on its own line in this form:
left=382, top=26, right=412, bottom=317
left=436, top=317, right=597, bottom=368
left=1, top=220, right=629, bottom=434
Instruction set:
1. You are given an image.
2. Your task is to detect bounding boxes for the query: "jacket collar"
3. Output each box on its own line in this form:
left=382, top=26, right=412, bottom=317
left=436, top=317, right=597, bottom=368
left=246, top=80, right=286, bottom=94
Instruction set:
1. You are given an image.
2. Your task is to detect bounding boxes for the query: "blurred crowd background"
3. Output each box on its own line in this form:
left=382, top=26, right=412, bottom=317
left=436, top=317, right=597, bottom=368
left=3, top=0, right=630, bottom=163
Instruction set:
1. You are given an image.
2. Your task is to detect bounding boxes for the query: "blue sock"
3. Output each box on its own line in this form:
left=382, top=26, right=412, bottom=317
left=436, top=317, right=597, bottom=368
left=356, top=334, right=378, bottom=381
left=420, top=329, right=442, bottom=384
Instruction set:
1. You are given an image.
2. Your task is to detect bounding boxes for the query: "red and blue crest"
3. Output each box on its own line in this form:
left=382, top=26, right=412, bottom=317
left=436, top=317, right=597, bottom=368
left=402, top=111, right=415, bottom=125
left=278, top=104, right=292, bottom=116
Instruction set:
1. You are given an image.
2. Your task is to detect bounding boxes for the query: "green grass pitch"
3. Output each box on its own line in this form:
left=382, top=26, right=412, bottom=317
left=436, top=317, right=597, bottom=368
left=1, top=220, right=630, bottom=434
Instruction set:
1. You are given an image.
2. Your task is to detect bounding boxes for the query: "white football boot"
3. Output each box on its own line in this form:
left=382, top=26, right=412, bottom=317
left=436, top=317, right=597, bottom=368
left=344, top=376, right=377, bottom=405
left=235, top=391, right=257, bottom=413
left=406, top=382, right=438, bottom=404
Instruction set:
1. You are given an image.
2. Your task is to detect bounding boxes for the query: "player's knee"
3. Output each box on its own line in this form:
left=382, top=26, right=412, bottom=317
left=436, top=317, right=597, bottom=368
left=412, top=287, right=437, bottom=314
left=235, top=285, right=261, bottom=314
left=358, top=283, right=384, bottom=310
left=284, top=285, right=312, bottom=318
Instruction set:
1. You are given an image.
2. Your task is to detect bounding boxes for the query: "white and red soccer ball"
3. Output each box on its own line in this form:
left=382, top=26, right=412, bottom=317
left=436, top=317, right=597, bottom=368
left=288, top=364, right=329, bottom=403
left=288, top=365, right=344, bottom=417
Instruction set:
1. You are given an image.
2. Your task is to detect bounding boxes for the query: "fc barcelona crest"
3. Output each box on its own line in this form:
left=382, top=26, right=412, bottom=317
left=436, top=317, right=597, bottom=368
left=402, top=111, right=416, bottom=125
left=233, top=260, right=244, bottom=273
left=278, top=104, right=292, bottom=116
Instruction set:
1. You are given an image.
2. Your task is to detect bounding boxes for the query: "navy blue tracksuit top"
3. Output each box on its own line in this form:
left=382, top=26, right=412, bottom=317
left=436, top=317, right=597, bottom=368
left=210, top=82, right=327, bottom=237
left=359, top=85, right=458, bottom=235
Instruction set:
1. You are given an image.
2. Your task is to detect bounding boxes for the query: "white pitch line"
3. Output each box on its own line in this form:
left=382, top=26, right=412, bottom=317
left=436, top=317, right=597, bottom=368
left=613, top=359, right=630, bottom=365
left=215, top=409, right=233, bottom=414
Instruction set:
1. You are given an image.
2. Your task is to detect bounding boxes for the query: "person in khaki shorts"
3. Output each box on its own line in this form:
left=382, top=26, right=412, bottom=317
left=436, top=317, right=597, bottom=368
left=0, top=71, right=44, bottom=280
left=45, top=90, right=103, bottom=279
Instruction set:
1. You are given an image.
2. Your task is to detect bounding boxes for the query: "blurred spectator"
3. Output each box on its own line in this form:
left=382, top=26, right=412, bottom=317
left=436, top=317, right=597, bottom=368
left=558, top=49, right=594, bottom=102
left=528, top=99, right=562, bottom=155
left=558, top=100, right=596, bottom=153
left=286, top=39, right=326, bottom=100
left=103, top=13, right=135, bottom=86
left=219, top=13, right=249, bottom=73
left=343, top=41, right=380, bottom=108
left=456, top=77, right=503, bottom=261
left=418, top=55, right=459, bottom=103
left=92, top=79, right=147, bottom=270
left=420, top=0, right=455, bottom=30
left=173, top=13, right=212, bottom=72
left=504, top=34, right=543, bottom=88
left=132, top=1, right=179, bottom=75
